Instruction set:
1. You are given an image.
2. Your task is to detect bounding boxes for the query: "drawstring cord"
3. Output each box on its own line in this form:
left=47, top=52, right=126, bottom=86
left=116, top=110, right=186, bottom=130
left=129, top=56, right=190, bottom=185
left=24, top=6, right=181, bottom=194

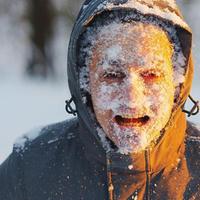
left=65, top=96, right=77, bottom=116
left=65, top=95, right=199, bottom=117
left=182, top=95, right=199, bottom=117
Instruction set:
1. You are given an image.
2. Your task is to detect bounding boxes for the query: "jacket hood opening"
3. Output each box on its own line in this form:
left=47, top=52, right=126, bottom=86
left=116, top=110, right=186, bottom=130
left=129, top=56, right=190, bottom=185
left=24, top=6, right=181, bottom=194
left=75, top=9, right=190, bottom=154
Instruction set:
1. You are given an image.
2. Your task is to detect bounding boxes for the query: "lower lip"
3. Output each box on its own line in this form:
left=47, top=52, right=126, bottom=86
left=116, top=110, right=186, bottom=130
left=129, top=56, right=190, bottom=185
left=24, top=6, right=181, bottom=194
left=118, top=121, right=145, bottom=127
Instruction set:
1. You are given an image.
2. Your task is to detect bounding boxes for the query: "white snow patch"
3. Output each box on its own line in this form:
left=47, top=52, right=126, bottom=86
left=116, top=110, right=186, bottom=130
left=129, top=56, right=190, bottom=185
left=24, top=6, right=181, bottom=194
left=96, top=127, right=112, bottom=152
left=105, top=0, right=190, bottom=30
left=128, top=164, right=133, bottom=170
left=47, top=138, right=59, bottom=144
left=187, top=136, right=200, bottom=142
left=14, top=126, right=43, bottom=151
left=83, top=5, right=88, bottom=10
left=66, top=132, right=76, bottom=139
left=104, top=44, right=122, bottom=62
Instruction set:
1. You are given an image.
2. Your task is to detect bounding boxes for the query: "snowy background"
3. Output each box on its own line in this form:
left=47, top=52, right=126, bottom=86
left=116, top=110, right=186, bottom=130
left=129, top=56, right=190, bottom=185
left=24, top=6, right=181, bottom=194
left=0, top=0, right=199, bottom=164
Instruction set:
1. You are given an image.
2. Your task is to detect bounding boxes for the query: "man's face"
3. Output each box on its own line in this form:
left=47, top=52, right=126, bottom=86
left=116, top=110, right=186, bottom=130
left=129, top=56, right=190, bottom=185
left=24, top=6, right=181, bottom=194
left=88, top=22, right=175, bottom=153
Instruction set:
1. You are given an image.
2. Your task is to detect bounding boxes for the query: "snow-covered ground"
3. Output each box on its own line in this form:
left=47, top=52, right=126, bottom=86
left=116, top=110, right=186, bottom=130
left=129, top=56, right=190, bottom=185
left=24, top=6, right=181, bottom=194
left=0, top=1, right=200, bottom=164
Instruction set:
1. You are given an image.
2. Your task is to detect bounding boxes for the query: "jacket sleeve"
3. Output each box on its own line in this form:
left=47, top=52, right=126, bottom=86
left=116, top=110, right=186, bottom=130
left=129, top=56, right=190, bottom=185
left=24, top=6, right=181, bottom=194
left=0, top=150, right=26, bottom=200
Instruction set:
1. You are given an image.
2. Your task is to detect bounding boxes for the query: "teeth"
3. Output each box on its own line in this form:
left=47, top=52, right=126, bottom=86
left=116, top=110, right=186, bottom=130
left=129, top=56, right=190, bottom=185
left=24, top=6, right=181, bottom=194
left=121, top=114, right=137, bottom=118
left=114, top=115, right=150, bottom=127
left=118, top=120, right=144, bottom=127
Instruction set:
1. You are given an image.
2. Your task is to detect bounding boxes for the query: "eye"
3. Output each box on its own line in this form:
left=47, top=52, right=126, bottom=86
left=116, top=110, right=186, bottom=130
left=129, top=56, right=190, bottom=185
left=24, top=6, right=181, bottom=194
left=102, top=71, right=126, bottom=83
left=140, top=70, right=162, bottom=82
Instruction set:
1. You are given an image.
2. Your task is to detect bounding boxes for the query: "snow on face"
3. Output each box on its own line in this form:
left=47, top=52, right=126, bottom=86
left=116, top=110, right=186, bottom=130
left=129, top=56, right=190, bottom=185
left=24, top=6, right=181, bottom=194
left=88, top=22, right=175, bottom=153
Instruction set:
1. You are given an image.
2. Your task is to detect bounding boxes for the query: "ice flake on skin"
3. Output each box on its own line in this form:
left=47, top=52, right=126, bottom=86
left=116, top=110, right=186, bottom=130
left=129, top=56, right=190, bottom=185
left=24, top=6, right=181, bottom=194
left=104, top=44, right=122, bottom=64
left=14, top=126, right=43, bottom=152
left=96, top=83, right=122, bottom=111
left=95, top=22, right=120, bottom=41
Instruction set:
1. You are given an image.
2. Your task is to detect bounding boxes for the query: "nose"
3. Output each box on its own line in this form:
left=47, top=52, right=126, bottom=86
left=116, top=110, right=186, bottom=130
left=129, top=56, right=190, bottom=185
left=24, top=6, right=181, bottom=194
left=123, top=72, right=145, bottom=108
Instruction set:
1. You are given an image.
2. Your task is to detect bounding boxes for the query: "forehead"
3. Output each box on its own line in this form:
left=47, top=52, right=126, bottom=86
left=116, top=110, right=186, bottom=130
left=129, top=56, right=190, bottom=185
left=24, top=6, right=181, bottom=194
left=90, top=22, right=173, bottom=67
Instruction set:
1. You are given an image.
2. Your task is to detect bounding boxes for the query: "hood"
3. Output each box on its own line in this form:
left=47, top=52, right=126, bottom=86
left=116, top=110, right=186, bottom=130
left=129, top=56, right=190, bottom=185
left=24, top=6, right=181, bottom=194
left=67, top=0, right=194, bottom=172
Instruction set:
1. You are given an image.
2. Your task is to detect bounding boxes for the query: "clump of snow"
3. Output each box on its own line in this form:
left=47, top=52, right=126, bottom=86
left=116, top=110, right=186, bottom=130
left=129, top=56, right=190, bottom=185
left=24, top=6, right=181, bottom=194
left=47, top=138, right=59, bottom=144
left=187, top=135, right=200, bottom=142
left=130, top=190, right=138, bottom=200
left=128, top=164, right=133, bottom=170
left=177, top=158, right=181, bottom=164
left=96, top=1, right=107, bottom=12
left=80, top=66, right=90, bottom=92
left=96, top=127, right=112, bottom=152
left=105, top=0, right=189, bottom=30
left=104, top=44, right=122, bottom=67
left=172, top=43, right=186, bottom=86
left=186, top=122, right=200, bottom=142
left=133, top=195, right=138, bottom=200
left=82, top=4, right=88, bottom=10
left=66, top=132, right=76, bottom=139
left=14, top=126, right=43, bottom=152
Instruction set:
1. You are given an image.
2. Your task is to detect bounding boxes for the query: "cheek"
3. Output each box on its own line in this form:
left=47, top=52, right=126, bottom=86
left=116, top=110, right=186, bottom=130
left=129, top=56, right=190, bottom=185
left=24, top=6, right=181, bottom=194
left=159, top=84, right=174, bottom=115
left=146, top=82, right=174, bottom=113
left=94, top=83, right=121, bottom=110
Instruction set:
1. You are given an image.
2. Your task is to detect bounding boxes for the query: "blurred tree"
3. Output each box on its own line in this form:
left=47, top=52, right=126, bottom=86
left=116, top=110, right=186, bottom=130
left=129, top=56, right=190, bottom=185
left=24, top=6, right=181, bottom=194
left=26, top=0, right=55, bottom=78
left=65, top=0, right=84, bottom=20
left=0, top=0, right=86, bottom=79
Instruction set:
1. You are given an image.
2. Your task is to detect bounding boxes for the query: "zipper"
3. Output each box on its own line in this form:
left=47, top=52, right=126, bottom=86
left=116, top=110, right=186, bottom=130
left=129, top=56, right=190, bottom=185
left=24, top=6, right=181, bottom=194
left=145, top=149, right=151, bottom=200
left=106, top=155, right=114, bottom=200
left=108, top=171, right=114, bottom=200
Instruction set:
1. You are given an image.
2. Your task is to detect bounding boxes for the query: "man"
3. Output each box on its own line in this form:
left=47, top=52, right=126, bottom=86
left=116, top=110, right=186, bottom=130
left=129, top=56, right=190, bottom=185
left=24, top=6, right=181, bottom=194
left=0, top=0, right=199, bottom=199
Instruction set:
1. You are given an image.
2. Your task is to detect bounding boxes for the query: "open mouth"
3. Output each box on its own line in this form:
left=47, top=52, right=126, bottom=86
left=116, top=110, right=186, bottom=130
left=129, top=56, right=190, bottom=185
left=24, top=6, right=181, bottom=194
left=115, top=115, right=150, bottom=127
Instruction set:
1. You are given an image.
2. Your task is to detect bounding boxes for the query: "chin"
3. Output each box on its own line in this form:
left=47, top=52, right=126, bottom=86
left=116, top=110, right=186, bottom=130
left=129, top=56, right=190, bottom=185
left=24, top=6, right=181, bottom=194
left=116, top=141, right=149, bottom=154
left=109, top=130, right=151, bottom=154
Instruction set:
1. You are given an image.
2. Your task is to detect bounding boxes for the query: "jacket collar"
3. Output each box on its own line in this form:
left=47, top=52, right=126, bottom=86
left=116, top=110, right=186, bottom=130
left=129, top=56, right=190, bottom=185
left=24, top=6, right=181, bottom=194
left=78, top=108, right=186, bottom=175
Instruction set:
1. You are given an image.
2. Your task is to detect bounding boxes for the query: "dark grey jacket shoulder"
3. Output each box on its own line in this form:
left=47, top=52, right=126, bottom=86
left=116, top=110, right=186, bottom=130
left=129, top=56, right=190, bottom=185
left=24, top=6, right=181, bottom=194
left=0, top=119, right=78, bottom=199
left=1, top=119, right=200, bottom=200
left=0, top=118, right=108, bottom=200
